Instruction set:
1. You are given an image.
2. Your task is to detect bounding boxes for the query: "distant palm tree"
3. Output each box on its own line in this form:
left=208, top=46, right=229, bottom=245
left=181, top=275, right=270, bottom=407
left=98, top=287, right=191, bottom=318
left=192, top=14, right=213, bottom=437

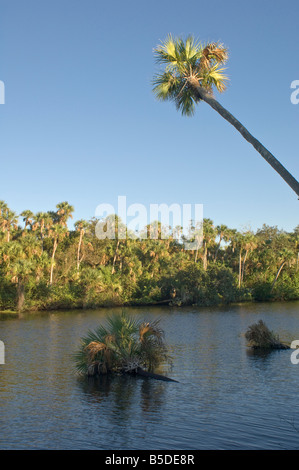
left=201, top=218, right=215, bottom=270
left=56, top=201, right=74, bottom=227
left=214, top=224, right=230, bottom=262
left=47, top=203, right=74, bottom=285
left=0, top=239, right=40, bottom=311
left=240, top=232, right=258, bottom=284
left=0, top=202, right=18, bottom=242
left=32, top=212, right=51, bottom=249
left=271, top=247, right=295, bottom=292
left=153, top=35, right=299, bottom=197
left=20, top=210, right=34, bottom=230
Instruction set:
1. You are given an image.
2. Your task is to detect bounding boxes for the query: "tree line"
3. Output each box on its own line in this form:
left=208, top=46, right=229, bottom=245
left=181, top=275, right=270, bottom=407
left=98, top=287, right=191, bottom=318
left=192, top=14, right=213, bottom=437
left=0, top=200, right=298, bottom=312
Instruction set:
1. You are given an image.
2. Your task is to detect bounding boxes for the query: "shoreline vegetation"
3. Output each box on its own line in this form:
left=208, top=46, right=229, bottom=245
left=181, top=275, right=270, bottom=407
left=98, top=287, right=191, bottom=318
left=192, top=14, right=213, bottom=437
left=1, top=299, right=298, bottom=318
left=0, top=200, right=299, bottom=313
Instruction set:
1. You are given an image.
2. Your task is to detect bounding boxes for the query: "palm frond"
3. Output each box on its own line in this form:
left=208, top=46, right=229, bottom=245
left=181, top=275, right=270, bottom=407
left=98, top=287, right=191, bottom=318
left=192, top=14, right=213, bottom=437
left=154, top=34, right=179, bottom=65
left=73, top=312, right=170, bottom=376
left=175, top=85, right=197, bottom=116
left=200, top=42, right=228, bottom=70
left=84, top=341, right=107, bottom=361
left=179, top=35, right=202, bottom=63
left=140, top=319, right=163, bottom=343
left=202, top=65, right=228, bottom=93
left=152, top=72, right=180, bottom=101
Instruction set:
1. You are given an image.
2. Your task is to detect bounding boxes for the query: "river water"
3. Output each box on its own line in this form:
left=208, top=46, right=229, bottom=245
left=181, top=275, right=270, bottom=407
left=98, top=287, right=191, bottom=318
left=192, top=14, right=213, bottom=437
left=0, top=301, right=299, bottom=450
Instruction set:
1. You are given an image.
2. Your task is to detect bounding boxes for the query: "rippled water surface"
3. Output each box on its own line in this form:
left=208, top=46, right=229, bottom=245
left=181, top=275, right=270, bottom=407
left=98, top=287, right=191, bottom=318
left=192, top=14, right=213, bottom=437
left=0, top=302, right=299, bottom=449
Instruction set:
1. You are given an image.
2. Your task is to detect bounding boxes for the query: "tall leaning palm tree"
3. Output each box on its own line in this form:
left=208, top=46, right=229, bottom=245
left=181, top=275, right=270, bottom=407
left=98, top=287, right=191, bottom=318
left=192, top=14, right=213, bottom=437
left=153, top=35, right=299, bottom=197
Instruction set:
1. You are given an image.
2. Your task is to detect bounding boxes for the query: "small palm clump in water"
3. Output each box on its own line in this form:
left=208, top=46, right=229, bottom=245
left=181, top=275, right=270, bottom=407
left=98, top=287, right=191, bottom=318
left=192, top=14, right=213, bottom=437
left=74, top=312, right=177, bottom=381
left=245, top=319, right=290, bottom=350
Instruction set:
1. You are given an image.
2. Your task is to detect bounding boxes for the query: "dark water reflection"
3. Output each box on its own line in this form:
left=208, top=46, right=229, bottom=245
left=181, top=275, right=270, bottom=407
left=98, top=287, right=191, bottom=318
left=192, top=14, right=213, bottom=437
left=0, top=302, right=299, bottom=449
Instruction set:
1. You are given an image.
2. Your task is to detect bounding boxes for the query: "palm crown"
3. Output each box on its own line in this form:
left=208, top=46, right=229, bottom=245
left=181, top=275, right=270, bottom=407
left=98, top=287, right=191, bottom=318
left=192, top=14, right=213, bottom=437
left=153, top=35, right=228, bottom=116
left=152, top=34, right=299, bottom=197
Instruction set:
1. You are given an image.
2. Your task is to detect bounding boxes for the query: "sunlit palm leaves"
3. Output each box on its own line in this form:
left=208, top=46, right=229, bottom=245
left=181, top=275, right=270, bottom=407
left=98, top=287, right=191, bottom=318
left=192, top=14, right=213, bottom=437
left=74, top=312, right=170, bottom=376
left=139, top=319, right=166, bottom=371
left=153, top=35, right=228, bottom=115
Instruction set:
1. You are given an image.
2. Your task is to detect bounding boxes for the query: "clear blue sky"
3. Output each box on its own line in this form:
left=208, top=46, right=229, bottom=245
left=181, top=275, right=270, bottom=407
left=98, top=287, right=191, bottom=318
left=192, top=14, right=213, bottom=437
left=1, top=0, right=298, bottom=232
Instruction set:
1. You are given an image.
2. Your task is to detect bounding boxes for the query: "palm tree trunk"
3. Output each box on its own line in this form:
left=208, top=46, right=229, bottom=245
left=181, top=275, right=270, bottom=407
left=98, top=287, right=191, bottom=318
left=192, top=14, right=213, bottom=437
left=238, top=250, right=242, bottom=288
left=50, top=237, right=58, bottom=285
left=203, top=241, right=208, bottom=270
left=241, top=249, right=249, bottom=283
left=111, top=240, right=120, bottom=274
left=271, top=260, right=286, bottom=292
left=214, top=235, right=223, bottom=262
left=77, top=230, right=83, bottom=273
left=192, top=84, right=299, bottom=197
left=17, top=281, right=25, bottom=312
left=40, top=229, right=44, bottom=252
